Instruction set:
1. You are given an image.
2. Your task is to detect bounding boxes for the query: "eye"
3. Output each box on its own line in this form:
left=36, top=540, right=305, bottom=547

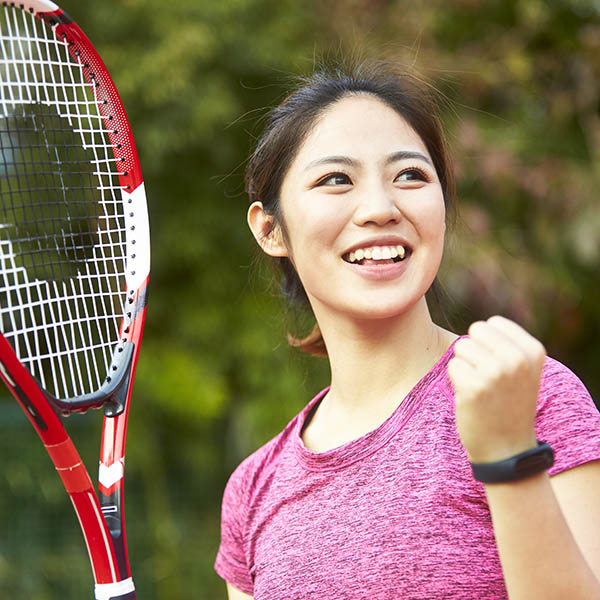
left=395, top=167, right=430, bottom=183
left=315, top=172, right=352, bottom=187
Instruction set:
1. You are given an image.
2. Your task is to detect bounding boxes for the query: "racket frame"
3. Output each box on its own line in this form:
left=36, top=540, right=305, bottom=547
left=0, top=2, right=149, bottom=598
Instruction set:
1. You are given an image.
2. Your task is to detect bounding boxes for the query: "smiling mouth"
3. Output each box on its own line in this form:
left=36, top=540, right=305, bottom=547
left=343, top=244, right=410, bottom=265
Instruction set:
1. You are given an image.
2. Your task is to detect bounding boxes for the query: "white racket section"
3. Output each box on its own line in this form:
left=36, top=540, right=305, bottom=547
left=18, top=1, right=60, bottom=15
left=95, top=577, right=135, bottom=600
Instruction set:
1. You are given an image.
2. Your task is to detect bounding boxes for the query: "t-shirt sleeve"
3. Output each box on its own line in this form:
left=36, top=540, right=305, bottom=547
left=535, top=356, right=600, bottom=476
left=214, top=461, right=254, bottom=595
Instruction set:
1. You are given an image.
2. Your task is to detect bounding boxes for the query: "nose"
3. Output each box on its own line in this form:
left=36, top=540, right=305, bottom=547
left=352, top=181, right=402, bottom=227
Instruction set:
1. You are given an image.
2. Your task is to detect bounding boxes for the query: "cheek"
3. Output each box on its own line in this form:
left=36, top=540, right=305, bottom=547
left=413, top=193, right=447, bottom=243
left=282, top=198, right=349, bottom=254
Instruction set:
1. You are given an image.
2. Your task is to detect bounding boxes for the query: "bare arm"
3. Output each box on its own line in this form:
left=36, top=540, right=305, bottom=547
left=226, top=583, right=254, bottom=600
left=448, top=316, right=600, bottom=599
left=551, top=460, right=600, bottom=583
left=484, top=462, right=600, bottom=599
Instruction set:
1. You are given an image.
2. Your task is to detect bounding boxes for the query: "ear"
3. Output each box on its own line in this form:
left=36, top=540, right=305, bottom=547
left=247, top=201, right=289, bottom=257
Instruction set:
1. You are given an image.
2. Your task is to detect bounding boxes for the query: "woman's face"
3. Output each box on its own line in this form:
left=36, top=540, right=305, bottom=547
left=265, top=94, right=446, bottom=323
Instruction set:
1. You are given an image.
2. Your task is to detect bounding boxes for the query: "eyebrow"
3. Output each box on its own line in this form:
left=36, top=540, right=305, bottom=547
left=303, top=151, right=433, bottom=171
left=385, top=151, right=433, bottom=167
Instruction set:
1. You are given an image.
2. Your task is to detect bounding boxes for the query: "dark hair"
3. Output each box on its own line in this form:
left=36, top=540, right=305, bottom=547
left=246, top=62, right=456, bottom=356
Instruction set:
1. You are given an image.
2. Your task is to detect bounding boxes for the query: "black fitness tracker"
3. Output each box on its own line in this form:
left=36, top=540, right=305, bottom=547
left=470, top=441, right=555, bottom=484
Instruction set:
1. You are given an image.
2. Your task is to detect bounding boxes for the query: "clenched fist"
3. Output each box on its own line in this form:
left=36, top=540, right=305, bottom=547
left=447, top=316, right=547, bottom=464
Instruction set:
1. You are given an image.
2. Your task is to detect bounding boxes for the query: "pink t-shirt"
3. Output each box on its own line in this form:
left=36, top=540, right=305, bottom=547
left=215, top=344, right=600, bottom=599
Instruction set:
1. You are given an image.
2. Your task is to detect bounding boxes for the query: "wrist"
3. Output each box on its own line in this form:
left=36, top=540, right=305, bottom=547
left=470, top=441, right=555, bottom=484
left=464, top=431, right=538, bottom=464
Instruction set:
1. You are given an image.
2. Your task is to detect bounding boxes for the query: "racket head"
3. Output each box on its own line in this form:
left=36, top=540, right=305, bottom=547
left=0, top=0, right=150, bottom=413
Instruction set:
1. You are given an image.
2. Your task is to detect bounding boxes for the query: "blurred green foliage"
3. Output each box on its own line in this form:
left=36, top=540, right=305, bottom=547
left=1, top=0, right=599, bottom=598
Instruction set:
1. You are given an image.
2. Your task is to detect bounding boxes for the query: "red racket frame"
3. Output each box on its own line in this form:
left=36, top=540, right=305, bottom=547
left=0, top=2, right=149, bottom=598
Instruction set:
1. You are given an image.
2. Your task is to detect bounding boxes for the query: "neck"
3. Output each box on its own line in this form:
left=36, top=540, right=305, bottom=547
left=316, top=297, right=456, bottom=414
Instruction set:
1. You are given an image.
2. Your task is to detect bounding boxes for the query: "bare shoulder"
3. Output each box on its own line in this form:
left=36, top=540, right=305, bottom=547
left=226, top=583, right=254, bottom=599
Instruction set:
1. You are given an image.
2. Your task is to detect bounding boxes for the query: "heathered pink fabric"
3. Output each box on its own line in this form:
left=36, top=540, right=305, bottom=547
left=215, top=343, right=600, bottom=599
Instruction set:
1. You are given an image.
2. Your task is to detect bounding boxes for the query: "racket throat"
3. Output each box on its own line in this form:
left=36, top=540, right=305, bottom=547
left=102, top=341, right=136, bottom=417
left=46, top=342, right=136, bottom=416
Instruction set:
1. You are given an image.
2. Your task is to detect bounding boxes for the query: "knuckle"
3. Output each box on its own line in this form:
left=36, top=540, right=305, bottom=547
left=452, top=339, right=465, bottom=354
left=533, top=339, right=547, bottom=360
left=487, top=315, right=505, bottom=326
left=453, top=338, right=472, bottom=358
left=522, top=339, right=546, bottom=366
left=467, top=320, right=487, bottom=338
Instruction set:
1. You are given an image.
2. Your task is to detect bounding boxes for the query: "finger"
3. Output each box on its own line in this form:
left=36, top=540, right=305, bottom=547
left=468, top=318, right=526, bottom=363
left=452, top=336, right=496, bottom=370
left=454, top=333, right=519, bottom=384
left=486, top=315, right=546, bottom=363
left=447, top=355, right=479, bottom=393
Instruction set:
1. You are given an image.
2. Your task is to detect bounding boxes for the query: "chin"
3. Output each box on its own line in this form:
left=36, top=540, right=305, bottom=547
left=307, top=277, right=435, bottom=324
left=337, top=294, right=429, bottom=323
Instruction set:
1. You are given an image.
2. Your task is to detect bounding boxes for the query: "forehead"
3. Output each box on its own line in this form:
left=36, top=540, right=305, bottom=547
left=293, top=94, right=429, bottom=166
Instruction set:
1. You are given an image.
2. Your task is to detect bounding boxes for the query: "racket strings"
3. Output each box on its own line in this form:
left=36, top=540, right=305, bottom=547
left=0, top=6, right=128, bottom=400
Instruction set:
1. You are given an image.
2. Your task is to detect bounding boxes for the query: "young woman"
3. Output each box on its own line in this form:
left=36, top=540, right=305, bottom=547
left=214, top=64, right=600, bottom=599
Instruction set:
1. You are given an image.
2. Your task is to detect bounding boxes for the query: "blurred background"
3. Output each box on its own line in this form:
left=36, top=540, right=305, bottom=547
left=1, top=0, right=599, bottom=598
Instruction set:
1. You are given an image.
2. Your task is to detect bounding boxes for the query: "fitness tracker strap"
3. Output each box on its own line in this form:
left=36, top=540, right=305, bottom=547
left=471, top=441, right=555, bottom=483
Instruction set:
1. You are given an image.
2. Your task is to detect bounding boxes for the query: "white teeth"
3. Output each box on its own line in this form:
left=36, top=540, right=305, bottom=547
left=345, top=244, right=408, bottom=263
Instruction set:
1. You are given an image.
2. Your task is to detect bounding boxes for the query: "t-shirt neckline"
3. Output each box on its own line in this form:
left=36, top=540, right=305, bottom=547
left=293, top=338, right=460, bottom=472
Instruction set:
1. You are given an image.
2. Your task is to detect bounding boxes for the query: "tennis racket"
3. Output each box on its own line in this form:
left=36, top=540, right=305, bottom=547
left=0, top=2, right=149, bottom=599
